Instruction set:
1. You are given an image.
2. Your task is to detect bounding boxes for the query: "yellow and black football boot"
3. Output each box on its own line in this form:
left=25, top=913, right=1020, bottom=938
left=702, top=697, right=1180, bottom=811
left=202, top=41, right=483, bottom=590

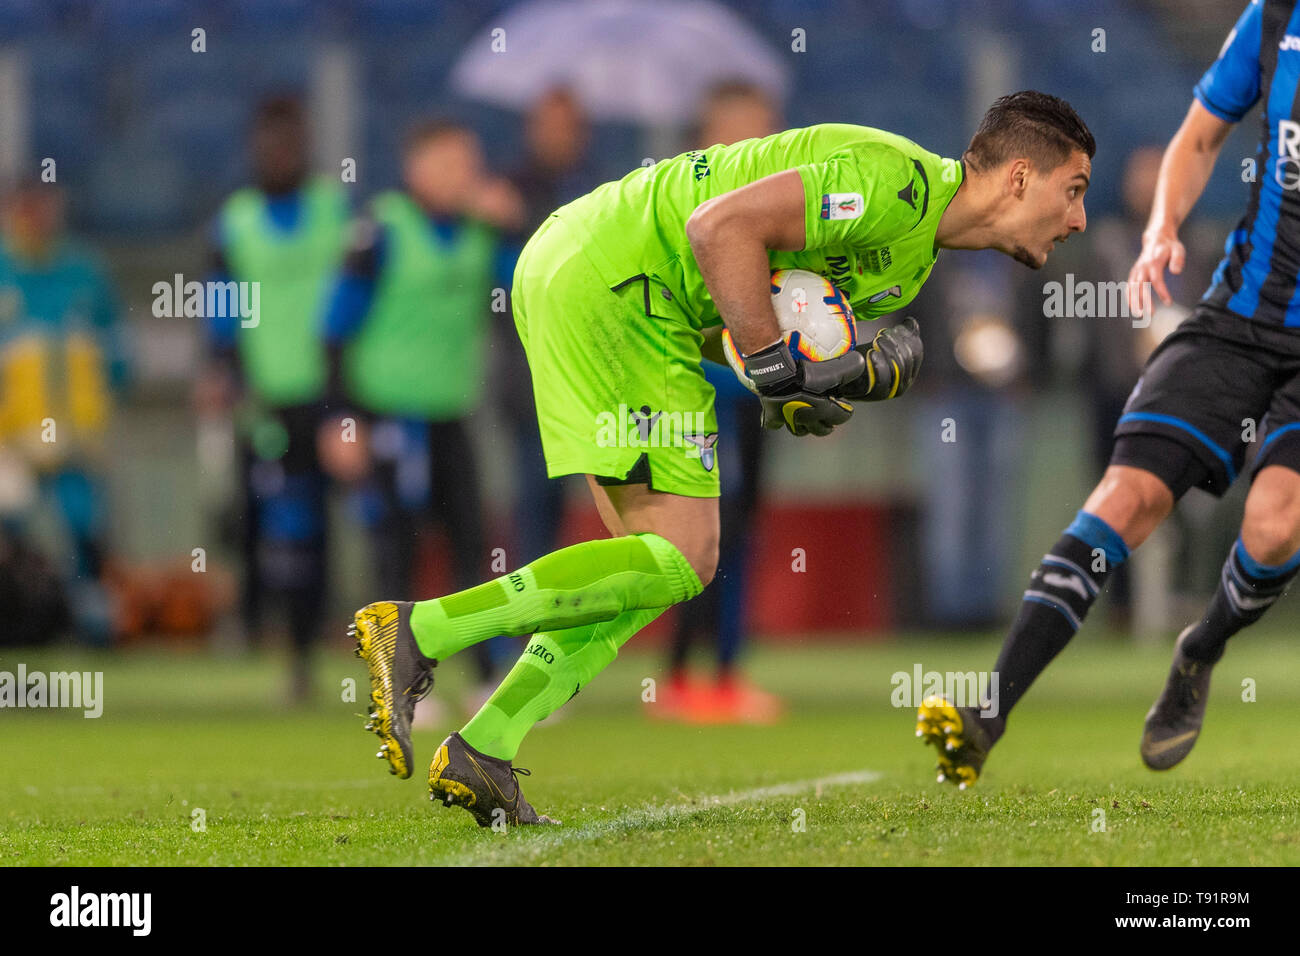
left=351, top=600, right=436, bottom=779
left=916, top=695, right=995, bottom=789
left=428, top=732, right=558, bottom=827
left=1141, top=626, right=1214, bottom=771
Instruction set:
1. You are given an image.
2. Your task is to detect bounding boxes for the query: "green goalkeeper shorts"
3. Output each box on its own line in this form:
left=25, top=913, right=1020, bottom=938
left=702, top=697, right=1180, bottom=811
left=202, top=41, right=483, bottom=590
left=511, top=214, right=720, bottom=498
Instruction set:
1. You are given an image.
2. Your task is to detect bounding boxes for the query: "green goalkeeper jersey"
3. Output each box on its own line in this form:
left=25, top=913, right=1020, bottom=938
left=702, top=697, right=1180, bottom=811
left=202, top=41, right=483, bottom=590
left=556, top=123, right=964, bottom=328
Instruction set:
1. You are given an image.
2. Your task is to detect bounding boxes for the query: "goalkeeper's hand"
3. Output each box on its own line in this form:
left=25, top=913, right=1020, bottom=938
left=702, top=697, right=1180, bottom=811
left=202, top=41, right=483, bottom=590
left=840, top=317, right=924, bottom=402
left=742, top=340, right=865, bottom=437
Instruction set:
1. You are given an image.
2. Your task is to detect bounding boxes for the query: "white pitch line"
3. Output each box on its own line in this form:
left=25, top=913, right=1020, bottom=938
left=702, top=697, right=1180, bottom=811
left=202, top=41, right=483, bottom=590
left=452, top=767, right=883, bottom=864
left=688, top=769, right=883, bottom=808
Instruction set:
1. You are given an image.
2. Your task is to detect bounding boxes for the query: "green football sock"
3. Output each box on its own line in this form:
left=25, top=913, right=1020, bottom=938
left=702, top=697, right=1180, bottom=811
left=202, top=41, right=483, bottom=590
left=409, top=532, right=702, bottom=662
left=459, top=605, right=667, bottom=760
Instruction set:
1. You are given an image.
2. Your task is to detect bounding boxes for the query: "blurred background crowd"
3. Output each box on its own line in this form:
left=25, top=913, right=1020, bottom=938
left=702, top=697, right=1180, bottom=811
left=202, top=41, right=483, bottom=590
left=0, top=0, right=1273, bottom=722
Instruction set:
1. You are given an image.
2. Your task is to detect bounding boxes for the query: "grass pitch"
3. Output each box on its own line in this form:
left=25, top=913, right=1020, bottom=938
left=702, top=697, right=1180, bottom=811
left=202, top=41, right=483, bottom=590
left=3, top=629, right=1300, bottom=866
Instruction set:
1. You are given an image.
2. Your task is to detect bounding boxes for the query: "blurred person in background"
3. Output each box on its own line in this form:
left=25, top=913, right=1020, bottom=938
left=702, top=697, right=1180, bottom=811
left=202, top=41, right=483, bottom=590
left=510, top=87, right=594, bottom=248
left=198, top=96, right=350, bottom=699
left=321, top=119, right=522, bottom=717
left=657, top=80, right=784, bottom=724
left=499, top=88, right=594, bottom=572
left=0, top=176, right=127, bottom=645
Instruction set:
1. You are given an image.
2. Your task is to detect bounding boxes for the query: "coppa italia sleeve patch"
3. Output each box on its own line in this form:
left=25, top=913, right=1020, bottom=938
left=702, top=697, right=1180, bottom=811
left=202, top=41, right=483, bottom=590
left=821, top=193, right=864, bottom=220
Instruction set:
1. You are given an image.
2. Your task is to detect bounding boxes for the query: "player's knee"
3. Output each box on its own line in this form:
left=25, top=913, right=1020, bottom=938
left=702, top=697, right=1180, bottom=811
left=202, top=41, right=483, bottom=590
left=1242, top=467, right=1300, bottom=564
left=636, top=529, right=716, bottom=589
left=1082, top=465, right=1174, bottom=548
left=1241, top=521, right=1298, bottom=566
left=605, top=485, right=719, bottom=590
left=656, top=529, right=717, bottom=590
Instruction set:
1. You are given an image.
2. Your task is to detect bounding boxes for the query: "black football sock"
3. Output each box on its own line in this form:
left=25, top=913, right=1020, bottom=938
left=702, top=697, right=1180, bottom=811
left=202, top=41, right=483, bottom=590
left=985, top=511, right=1130, bottom=743
left=1180, top=537, right=1300, bottom=664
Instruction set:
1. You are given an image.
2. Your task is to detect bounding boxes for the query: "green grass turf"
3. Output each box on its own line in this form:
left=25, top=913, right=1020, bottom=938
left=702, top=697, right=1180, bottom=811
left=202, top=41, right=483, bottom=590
left=2, top=629, right=1299, bottom=866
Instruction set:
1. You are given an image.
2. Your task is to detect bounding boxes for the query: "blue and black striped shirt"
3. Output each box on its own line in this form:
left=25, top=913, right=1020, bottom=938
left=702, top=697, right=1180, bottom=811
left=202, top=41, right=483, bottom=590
left=1200, top=0, right=1300, bottom=326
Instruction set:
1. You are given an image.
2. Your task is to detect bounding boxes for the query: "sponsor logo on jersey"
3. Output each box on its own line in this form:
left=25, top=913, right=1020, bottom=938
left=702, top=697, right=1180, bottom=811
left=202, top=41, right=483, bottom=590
left=687, top=150, right=711, bottom=181
left=1278, top=119, right=1300, bottom=190
left=897, top=180, right=919, bottom=208
left=1281, top=34, right=1300, bottom=52
left=863, top=247, right=892, bottom=274
left=824, top=254, right=851, bottom=284
left=821, top=193, right=863, bottom=219
left=867, top=285, right=903, bottom=304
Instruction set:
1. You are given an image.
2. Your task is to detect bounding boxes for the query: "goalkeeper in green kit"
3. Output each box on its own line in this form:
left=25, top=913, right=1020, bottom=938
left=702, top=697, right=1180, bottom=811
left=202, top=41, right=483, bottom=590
left=352, top=91, right=1095, bottom=826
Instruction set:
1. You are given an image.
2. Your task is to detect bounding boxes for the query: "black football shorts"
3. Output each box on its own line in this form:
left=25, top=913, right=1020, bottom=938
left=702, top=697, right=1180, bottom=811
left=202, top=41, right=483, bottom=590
left=1113, top=301, right=1300, bottom=497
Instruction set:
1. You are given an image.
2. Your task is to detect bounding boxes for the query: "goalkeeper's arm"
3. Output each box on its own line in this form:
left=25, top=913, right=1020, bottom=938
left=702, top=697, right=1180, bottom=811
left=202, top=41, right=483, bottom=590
left=688, top=170, right=863, bottom=436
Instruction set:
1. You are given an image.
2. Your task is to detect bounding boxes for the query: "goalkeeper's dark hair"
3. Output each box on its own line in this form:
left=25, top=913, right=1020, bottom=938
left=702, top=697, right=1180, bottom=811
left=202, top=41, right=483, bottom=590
left=964, top=91, right=1095, bottom=174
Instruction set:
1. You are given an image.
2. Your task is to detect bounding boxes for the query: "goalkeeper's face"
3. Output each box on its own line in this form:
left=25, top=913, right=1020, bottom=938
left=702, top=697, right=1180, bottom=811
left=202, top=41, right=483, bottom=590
left=1004, top=150, right=1091, bottom=269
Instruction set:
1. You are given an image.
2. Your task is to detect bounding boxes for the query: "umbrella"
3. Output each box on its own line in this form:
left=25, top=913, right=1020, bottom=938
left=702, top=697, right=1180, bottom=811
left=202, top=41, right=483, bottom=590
left=450, top=0, right=789, bottom=125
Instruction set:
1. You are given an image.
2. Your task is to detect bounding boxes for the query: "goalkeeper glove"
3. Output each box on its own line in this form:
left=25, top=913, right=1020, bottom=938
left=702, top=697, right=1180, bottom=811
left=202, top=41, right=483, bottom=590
left=840, top=317, right=924, bottom=402
left=742, top=340, right=865, bottom=437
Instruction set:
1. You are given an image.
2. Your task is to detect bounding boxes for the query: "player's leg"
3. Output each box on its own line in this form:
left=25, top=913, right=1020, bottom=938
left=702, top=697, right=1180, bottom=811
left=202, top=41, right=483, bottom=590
left=425, top=481, right=716, bottom=826
left=1140, top=334, right=1300, bottom=770
left=1143, top=447, right=1300, bottom=769
left=406, top=506, right=706, bottom=664
left=455, top=479, right=717, bottom=746
left=444, top=466, right=721, bottom=765
left=916, top=459, right=1178, bottom=786
left=354, top=499, right=704, bottom=778
left=920, top=303, right=1271, bottom=785
left=1183, top=464, right=1300, bottom=661
left=989, top=458, right=1175, bottom=730
left=425, top=214, right=726, bottom=823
